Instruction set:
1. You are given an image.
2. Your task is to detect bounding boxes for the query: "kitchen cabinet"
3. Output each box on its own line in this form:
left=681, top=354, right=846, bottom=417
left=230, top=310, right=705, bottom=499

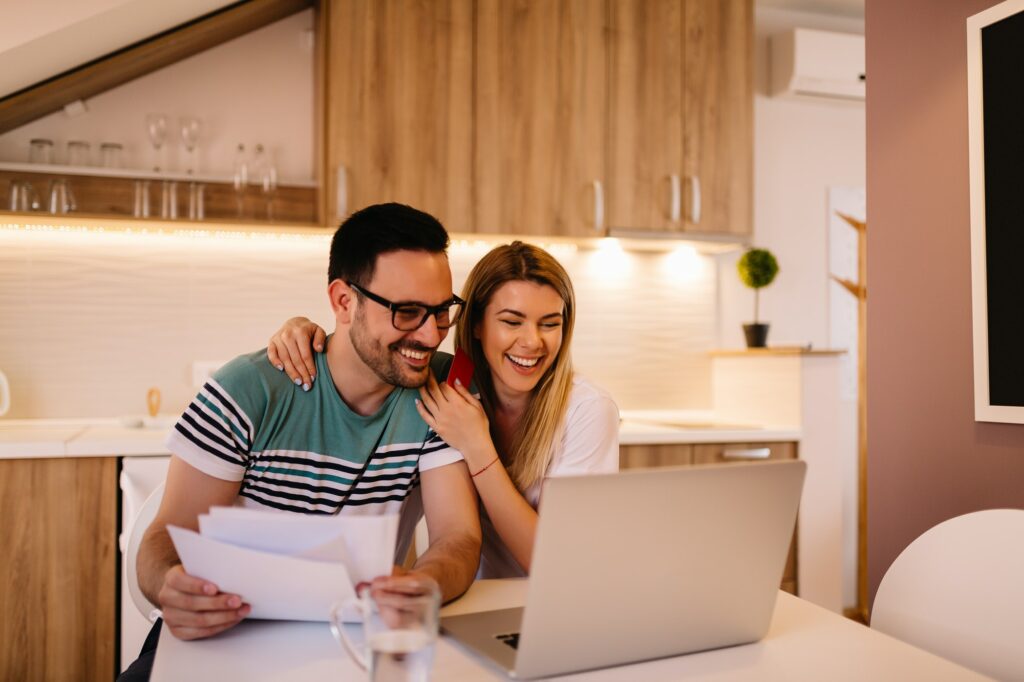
left=473, top=0, right=606, bottom=236
left=323, top=0, right=474, bottom=231
left=619, top=440, right=798, bottom=594
left=607, top=0, right=752, bottom=236
left=323, top=0, right=751, bottom=238
left=0, top=457, right=117, bottom=681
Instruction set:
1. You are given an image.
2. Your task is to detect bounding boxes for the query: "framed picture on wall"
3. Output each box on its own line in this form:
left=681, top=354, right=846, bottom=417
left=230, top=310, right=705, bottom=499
left=967, top=0, right=1024, bottom=424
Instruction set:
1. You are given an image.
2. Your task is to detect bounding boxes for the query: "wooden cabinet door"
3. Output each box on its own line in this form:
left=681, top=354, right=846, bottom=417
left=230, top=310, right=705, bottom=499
left=325, top=0, right=474, bottom=230
left=607, top=0, right=685, bottom=233
left=474, top=0, right=606, bottom=236
left=0, top=458, right=117, bottom=680
left=683, top=0, right=753, bottom=236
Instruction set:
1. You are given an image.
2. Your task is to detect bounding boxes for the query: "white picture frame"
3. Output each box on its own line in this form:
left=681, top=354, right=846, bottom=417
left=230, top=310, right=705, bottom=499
left=967, top=0, right=1024, bottom=424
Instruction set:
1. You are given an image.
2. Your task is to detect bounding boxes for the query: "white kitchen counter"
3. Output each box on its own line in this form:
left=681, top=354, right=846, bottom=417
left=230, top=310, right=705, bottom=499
left=0, top=413, right=800, bottom=459
left=0, top=418, right=174, bottom=458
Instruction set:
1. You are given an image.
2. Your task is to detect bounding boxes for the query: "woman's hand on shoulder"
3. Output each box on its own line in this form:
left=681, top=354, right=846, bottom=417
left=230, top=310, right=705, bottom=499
left=416, top=372, right=493, bottom=466
left=267, top=317, right=327, bottom=390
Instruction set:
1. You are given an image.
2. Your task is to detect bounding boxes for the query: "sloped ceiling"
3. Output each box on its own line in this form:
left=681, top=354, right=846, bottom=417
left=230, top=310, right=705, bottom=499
left=0, top=0, right=239, bottom=99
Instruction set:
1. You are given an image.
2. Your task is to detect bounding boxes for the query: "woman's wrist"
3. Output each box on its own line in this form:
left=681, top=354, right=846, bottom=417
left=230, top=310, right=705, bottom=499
left=470, top=456, right=501, bottom=478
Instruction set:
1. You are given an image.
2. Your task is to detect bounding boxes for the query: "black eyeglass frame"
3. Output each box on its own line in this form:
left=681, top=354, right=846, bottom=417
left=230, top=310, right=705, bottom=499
left=347, top=281, right=465, bottom=331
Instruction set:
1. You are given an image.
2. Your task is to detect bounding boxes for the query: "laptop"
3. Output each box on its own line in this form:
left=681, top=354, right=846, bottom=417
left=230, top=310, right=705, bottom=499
left=441, top=460, right=806, bottom=679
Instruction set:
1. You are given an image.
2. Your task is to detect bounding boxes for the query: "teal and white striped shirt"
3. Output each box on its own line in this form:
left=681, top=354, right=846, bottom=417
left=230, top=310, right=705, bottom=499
left=166, top=345, right=462, bottom=555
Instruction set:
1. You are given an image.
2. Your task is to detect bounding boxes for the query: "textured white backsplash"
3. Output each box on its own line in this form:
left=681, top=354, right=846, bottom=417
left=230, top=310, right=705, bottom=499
left=0, top=224, right=716, bottom=419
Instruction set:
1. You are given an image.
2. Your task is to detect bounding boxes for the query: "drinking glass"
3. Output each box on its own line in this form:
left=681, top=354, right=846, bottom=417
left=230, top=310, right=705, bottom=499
left=232, top=143, right=248, bottom=217
left=9, top=181, right=40, bottom=211
left=187, top=182, right=205, bottom=220
left=160, top=181, right=178, bottom=219
left=180, top=117, right=202, bottom=175
left=67, top=140, right=91, bottom=166
left=47, top=179, right=76, bottom=214
left=100, top=142, right=123, bottom=168
left=145, top=113, right=168, bottom=172
left=29, top=138, right=54, bottom=164
left=133, top=181, right=151, bottom=218
left=330, top=580, right=440, bottom=682
left=252, top=144, right=278, bottom=220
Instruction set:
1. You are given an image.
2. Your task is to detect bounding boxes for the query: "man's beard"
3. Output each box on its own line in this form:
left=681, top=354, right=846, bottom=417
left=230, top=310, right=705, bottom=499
left=349, top=308, right=433, bottom=388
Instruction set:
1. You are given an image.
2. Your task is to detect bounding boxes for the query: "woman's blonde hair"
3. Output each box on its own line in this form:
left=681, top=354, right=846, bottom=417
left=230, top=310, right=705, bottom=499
left=455, top=241, right=576, bottom=492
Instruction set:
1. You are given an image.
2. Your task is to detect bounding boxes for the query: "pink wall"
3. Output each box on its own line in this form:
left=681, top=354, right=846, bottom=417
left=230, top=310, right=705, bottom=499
left=866, top=0, right=1024, bottom=606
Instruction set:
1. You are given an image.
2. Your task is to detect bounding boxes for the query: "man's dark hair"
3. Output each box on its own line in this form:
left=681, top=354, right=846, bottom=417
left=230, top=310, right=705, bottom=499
left=328, top=203, right=450, bottom=286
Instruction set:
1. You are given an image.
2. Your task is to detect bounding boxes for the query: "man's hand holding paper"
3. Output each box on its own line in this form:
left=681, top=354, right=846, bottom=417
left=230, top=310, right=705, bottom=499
left=167, top=508, right=399, bottom=622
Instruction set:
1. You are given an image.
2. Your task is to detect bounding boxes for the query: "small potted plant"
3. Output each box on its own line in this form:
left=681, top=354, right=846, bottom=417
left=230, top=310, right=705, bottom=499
left=737, top=248, right=779, bottom=348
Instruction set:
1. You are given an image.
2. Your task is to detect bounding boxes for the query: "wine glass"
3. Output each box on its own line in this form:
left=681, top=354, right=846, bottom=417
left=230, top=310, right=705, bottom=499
left=145, top=114, right=168, bottom=172
left=179, top=117, right=202, bottom=175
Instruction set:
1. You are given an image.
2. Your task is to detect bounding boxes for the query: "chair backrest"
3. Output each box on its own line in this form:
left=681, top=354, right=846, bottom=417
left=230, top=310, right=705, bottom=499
left=871, top=508, right=1024, bottom=680
left=125, top=481, right=165, bottom=621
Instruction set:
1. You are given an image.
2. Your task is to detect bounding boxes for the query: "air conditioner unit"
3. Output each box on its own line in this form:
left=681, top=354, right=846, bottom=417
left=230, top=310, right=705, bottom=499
left=770, top=28, right=865, bottom=101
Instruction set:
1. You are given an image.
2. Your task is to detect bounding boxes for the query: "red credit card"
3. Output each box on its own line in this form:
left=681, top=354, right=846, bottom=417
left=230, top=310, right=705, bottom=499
left=446, top=347, right=475, bottom=388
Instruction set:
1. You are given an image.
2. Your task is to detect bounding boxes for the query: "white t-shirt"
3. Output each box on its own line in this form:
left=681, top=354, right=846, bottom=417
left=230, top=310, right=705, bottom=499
left=477, top=376, right=620, bottom=578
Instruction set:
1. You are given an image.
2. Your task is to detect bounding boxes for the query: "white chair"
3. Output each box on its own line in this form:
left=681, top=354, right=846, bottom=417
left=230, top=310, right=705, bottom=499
left=125, top=481, right=165, bottom=622
left=871, top=509, right=1024, bottom=681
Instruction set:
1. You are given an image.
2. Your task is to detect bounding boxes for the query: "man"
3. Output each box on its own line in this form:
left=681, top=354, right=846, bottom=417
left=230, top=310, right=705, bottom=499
left=122, top=203, right=481, bottom=678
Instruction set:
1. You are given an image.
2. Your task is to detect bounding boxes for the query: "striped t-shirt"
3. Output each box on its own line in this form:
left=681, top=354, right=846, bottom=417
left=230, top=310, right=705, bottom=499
left=166, top=346, right=463, bottom=555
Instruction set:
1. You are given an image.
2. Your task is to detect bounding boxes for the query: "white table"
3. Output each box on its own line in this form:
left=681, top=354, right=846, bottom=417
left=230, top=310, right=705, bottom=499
left=151, top=579, right=991, bottom=681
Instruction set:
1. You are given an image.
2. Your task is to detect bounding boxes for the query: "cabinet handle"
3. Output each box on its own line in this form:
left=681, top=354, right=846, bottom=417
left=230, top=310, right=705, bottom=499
left=669, top=173, right=682, bottom=223
left=336, top=165, right=348, bottom=219
left=688, top=175, right=702, bottom=225
left=721, top=447, right=771, bottom=460
left=592, top=179, right=605, bottom=233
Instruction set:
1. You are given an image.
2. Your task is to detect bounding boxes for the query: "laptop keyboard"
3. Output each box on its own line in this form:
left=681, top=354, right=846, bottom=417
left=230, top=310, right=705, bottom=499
left=495, top=632, right=520, bottom=650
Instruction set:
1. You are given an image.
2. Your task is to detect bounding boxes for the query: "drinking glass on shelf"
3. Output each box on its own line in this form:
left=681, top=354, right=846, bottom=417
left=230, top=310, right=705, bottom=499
left=67, top=140, right=91, bottom=167
left=29, top=138, right=53, bottom=164
left=187, top=182, right=205, bottom=220
left=9, top=181, right=40, bottom=211
left=100, top=142, right=123, bottom=168
left=145, top=113, right=168, bottom=172
left=160, top=181, right=178, bottom=219
left=232, top=143, right=248, bottom=218
left=47, top=179, right=76, bottom=214
left=180, top=117, right=201, bottom=175
left=133, top=181, right=151, bottom=218
left=251, top=144, right=278, bottom=220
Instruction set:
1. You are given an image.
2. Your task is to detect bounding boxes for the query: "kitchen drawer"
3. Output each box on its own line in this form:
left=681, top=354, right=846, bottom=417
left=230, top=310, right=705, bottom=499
left=693, top=441, right=797, bottom=465
left=619, top=444, right=693, bottom=469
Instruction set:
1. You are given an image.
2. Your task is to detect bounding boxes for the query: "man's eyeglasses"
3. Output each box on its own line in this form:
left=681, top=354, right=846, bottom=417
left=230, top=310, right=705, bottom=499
left=347, top=281, right=465, bottom=331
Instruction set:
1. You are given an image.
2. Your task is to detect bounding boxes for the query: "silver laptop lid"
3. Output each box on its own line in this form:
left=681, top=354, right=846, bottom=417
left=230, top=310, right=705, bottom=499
left=514, top=460, right=806, bottom=679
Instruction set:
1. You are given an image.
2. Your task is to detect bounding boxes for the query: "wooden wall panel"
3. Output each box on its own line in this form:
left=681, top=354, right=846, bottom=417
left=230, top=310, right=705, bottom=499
left=0, top=458, right=118, bottom=681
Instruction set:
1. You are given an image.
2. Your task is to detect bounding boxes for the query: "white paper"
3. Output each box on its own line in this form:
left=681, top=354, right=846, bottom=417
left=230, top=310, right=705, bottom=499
left=198, top=509, right=398, bottom=584
left=167, top=526, right=354, bottom=621
left=168, top=509, right=399, bottom=621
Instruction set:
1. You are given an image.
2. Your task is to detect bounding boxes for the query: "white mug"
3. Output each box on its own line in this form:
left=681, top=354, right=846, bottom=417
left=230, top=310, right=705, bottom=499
left=0, top=370, right=9, bottom=416
left=329, top=580, right=440, bottom=682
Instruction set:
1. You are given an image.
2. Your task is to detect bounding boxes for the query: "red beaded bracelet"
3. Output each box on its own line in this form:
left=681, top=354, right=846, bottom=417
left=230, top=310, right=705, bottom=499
left=471, top=456, right=500, bottom=478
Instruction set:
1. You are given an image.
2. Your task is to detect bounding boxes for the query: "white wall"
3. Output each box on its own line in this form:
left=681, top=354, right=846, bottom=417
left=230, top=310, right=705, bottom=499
left=718, top=7, right=865, bottom=349
left=0, top=222, right=716, bottom=420
left=720, top=6, right=865, bottom=610
left=0, top=10, right=315, bottom=183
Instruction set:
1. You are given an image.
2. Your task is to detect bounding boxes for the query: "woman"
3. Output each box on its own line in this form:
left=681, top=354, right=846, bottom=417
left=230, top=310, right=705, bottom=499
left=268, top=241, right=619, bottom=577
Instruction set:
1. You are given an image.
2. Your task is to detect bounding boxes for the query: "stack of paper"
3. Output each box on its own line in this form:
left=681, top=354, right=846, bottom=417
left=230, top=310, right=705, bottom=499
left=167, top=508, right=398, bottom=621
